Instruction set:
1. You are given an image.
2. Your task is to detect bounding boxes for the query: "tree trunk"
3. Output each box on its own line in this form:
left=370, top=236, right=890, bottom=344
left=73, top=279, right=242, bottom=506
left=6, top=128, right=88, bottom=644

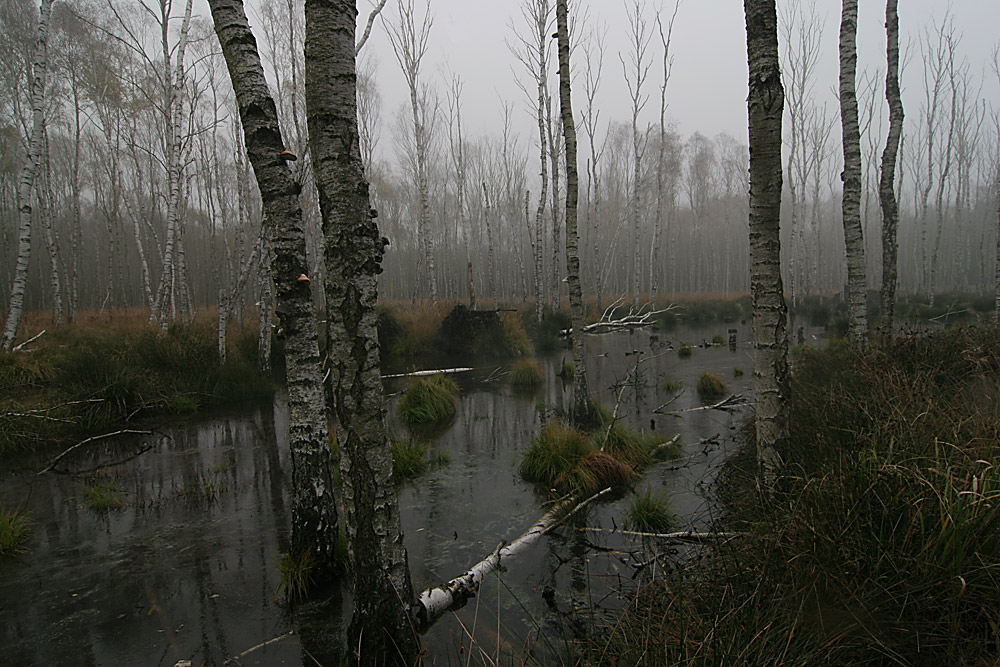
left=2, top=0, right=52, bottom=350
left=209, top=0, right=340, bottom=577
left=879, top=0, right=903, bottom=338
left=839, top=0, right=867, bottom=345
left=304, top=0, right=418, bottom=661
left=745, top=0, right=789, bottom=484
left=556, top=0, right=590, bottom=426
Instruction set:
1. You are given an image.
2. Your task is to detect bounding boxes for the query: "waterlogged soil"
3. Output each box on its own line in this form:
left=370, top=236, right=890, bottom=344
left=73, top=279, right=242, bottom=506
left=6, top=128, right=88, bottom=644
left=0, top=321, right=824, bottom=665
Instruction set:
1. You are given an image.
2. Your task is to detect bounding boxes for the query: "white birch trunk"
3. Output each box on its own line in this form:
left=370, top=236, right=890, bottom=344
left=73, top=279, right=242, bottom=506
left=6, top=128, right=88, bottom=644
left=745, top=0, right=789, bottom=484
left=2, top=0, right=52, bottom=351
left=839, top=0, right=867, bottom=344
left=879, top=0, right=903, bottom=337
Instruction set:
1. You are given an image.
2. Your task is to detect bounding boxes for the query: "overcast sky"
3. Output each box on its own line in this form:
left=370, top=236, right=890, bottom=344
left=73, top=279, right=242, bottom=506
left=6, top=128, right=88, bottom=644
left=351, top=0, right=1000, bottom=150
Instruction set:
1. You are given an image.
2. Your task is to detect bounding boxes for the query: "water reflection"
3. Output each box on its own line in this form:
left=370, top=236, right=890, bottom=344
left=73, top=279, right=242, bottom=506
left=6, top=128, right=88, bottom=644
left=0, top=323, right=823, bottom=664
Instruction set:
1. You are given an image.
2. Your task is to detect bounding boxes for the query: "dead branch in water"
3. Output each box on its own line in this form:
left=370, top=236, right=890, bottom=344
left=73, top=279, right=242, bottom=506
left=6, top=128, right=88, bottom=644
left=562, top=296, right=676, bottom=335
left=38, top=429, right=154, bottom=474
left=654, top=393, right=746, bottom=415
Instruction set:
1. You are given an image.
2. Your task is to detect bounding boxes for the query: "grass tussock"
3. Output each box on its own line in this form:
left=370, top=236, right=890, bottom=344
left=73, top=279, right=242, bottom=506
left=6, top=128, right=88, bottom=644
left=398, top=374, right=459, bottom=424
left=695, top=372, right=727, bottom=399
left=276, top=548, right=314, bottom=604
left=391, top=438, right=449, bottom=481
left=0, top=311, right=273, bottom=453
left=0, top=506, right=30, bottom=557
left=83, top=482, right=124, bottom=512
left=595, top=325, right=1000, bottom=666
left=507, top=359, right=544, bottom=387
left=629, top=487, right=674, bottom=533
left=677, top=344, right=693, bottom=359
left=520, top=402, right=675, bottom=497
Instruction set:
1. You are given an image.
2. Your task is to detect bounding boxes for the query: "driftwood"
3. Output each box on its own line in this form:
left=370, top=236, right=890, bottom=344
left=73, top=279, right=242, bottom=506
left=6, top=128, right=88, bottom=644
left=38, top=429, right=154, bottom=474
left=654, top=393, right=746, bottom=415
left=381, top=367, right=475, bottom=379
left=562, top=296, right=675, bottom=335
left=414, top=487, right=611, bottom=630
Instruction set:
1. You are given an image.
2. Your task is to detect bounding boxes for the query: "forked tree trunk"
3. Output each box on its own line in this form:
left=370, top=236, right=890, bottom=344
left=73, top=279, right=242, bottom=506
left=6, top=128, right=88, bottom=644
left=839, top=0, right=867, bottom=345
left=556, top=0, right=590, bottom=425
left=209, top=0, right=340, bottom=577
left=2, top=0, right=52, bottom=351
left=878, top=0, right=903, bottom=337
left=745, top=0, right=789, bottom=484
left=304, top=0, right=418, bottom=661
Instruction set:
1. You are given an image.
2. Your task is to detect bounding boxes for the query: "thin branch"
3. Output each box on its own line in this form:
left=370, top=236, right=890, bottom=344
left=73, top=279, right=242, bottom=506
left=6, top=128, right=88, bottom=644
left=356, top=0, right=390, bottom=55
left=38, top=429, right=154, bottom=474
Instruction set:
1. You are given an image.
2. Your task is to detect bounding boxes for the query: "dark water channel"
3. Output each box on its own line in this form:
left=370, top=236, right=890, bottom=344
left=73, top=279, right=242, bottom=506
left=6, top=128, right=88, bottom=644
left=0, top=322, right=824, bottom=665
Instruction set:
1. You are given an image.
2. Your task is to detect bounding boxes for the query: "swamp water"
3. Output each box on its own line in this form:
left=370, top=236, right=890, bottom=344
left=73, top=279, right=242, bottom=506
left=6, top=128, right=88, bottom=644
left=0, top=322, right=823, bottom=665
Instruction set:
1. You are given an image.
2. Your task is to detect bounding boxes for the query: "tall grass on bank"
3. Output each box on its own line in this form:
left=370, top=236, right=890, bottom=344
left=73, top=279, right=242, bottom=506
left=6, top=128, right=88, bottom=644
left=0, top=312, right=273, bottom=452
left=593, top=325, right=1000, bottom=665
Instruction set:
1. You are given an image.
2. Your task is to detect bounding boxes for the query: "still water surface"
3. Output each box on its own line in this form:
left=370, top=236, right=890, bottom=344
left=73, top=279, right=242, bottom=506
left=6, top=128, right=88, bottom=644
left=0, top=322, right=821, bottom=664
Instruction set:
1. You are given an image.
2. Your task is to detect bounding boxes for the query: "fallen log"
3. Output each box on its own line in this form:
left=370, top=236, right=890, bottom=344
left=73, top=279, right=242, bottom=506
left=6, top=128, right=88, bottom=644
left=414, top=487, right=611, bottom=630
left=12, top=329, right=45, bottom=351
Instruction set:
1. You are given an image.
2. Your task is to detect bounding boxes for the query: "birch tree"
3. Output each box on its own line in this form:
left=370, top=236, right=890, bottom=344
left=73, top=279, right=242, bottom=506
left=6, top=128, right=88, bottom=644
left=621, top=0, right=650, bottom=306
left=556, top=0, right=590, bottom=425
left=509, top=0, right=551, bottom=322
left=839, top=0, right=867, bottom=344
left=745, top=0, right=788, bottom=484
left=208, top=0, right=341, bottom=579
left=386, top=0, right=438, bottom=304
left=650, top=2, right=678, bottom=301
left=2, top=0, right=52, bottom=351
left=306, top=0, right=418, bottom=659
left=878, top=0, right=903, bottom=336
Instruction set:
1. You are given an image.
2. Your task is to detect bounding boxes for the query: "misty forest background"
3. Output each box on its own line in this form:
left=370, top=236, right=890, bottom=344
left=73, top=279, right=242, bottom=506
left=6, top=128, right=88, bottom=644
left=1, top=0, right=998, bottom=329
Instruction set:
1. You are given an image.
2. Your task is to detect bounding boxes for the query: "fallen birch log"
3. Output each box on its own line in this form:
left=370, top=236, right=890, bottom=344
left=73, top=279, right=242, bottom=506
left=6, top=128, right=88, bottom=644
left=414, top=487, right=611, bottom=630
left=381, top=367, right=475, bottom=379
left=12, top=329, right=45, bottom=351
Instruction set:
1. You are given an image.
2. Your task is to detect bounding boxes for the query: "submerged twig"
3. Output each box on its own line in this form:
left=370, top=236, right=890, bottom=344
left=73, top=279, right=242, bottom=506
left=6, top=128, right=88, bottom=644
left=654, top=393, right=746, bottom=415
left=381, top=367, right=475, bottom=379
left=223, top=630, right=295, bottom=665
left=37, top=429, right=154, bottom=474
left=581, top=526, right=740, bottom=544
